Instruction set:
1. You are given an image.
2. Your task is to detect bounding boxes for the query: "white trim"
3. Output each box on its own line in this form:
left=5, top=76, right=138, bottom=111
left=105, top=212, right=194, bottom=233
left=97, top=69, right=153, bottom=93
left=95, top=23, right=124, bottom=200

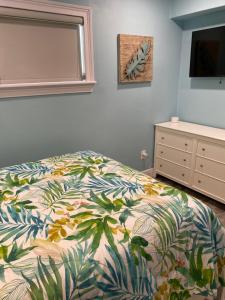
left=0, top=81, right=96, bottom=98
left=0, top=0, right=91, bottom=16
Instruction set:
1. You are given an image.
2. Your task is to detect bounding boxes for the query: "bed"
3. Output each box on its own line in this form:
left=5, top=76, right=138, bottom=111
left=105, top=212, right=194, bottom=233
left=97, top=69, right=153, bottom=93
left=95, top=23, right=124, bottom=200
left=0, top=150, right=224, bottom=300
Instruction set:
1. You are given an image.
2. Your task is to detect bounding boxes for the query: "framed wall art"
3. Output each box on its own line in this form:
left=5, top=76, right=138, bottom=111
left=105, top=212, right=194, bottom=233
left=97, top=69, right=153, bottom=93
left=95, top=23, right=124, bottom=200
left=118, top=34, right=153, bottom=83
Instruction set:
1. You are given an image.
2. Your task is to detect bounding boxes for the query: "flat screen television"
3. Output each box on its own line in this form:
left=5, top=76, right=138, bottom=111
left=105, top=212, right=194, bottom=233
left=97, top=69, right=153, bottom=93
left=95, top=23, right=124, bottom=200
left=190, top=25, right=225, bottom=77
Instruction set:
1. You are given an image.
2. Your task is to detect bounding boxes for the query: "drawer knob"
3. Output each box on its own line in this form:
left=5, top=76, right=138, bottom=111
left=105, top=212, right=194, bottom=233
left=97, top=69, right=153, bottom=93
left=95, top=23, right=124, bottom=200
left=198, top=180, right=202, bottom=184
left=200, top=164, right=203, bottom=168
left=160, top=164, right=163, bottom=168
left=185, top=143, right=188, bottom=146
left=182, top=173, right=185, bottom=177
left=160, top=151, right=164, bottom=154
left=161, top=137, right=165, bottom=140
left=183, top=159, right=187, bottom=162
left=202, top=148, right=206, bottom=152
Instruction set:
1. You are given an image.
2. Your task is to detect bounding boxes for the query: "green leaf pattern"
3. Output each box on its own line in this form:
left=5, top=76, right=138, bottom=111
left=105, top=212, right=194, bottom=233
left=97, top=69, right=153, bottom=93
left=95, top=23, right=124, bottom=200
left=0, top=150, right=224, bottom=299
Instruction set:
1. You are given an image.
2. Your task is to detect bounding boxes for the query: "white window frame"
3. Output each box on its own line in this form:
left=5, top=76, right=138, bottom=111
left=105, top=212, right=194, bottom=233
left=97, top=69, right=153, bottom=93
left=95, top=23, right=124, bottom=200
left=0, top=0, right=95, bottom=98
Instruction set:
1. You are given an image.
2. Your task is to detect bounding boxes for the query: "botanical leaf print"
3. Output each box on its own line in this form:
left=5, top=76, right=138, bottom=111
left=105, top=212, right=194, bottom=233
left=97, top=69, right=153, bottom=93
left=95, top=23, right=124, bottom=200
left=96, top=245, right=155, bottom=299
left=2, top=162, right=52, bottom=178
left=0, top=207, right=49, bottom=243
left=0, top=279, right=30, bottom=300
left=40, top=178, right=83, bottom=211
left=86, top=175, right=144, bottom=197
left=0, top=151, right=224, bottom=300
left=23, top=243, right=97, bottom=300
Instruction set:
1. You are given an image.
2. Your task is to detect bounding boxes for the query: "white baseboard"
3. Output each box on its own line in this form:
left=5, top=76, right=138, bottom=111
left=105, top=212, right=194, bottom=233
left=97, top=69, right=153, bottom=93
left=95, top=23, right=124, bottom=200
left=143, top=168, right=155, bottom=177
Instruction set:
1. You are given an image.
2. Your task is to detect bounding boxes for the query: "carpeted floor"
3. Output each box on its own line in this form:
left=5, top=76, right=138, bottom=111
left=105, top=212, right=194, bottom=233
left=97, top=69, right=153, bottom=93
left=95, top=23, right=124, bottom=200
left=156, top=175, right=225, bottom=227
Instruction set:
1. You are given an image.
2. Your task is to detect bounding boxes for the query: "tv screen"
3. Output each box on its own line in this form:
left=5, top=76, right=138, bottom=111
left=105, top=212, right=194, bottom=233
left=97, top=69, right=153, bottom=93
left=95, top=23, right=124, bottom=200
left=190, top=25, right=225, bottom=77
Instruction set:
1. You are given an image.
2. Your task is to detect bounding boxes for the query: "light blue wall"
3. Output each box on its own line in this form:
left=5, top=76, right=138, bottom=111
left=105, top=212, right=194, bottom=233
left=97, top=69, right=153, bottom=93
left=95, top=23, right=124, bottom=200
left=176, top=5, right=225, bottom=129
left=171, top=0, right=225, bottom=20
left=0, top=0, right=182, bottom=170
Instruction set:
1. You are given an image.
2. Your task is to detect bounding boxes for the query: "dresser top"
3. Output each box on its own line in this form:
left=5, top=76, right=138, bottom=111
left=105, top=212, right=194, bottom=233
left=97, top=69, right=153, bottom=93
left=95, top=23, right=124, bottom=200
left=155, top=121, right=225, bottom=142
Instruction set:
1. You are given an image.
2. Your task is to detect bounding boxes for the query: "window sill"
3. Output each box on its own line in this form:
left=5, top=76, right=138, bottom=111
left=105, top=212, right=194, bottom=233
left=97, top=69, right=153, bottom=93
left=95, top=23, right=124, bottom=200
left=0, top=81, right=96, bottom=98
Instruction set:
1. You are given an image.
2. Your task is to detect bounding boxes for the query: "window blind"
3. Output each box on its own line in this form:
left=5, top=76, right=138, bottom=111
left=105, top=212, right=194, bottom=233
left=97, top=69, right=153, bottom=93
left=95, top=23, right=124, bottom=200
left=0, top=17, right=82, bottom=84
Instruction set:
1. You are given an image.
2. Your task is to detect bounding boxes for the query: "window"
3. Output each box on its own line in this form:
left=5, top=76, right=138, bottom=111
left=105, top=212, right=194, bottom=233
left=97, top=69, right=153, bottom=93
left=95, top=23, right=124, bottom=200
left=0, top=0, right=95, bottom=98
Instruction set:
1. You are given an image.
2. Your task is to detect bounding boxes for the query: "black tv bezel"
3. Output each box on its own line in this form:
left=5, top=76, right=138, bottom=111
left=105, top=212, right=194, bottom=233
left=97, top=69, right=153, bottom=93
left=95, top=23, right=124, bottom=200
left=189, top=25, right=225, bottom=78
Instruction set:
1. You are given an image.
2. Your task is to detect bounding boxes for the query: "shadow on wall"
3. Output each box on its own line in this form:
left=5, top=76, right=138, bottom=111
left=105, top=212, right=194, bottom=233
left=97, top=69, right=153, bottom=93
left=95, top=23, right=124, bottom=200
left=191, top=78, right=225, bottom=90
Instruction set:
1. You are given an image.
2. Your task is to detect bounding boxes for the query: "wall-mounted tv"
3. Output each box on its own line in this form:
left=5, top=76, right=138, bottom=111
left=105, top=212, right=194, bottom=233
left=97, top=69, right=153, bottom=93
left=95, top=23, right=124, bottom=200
left=190, top=25, right=225, bottom=77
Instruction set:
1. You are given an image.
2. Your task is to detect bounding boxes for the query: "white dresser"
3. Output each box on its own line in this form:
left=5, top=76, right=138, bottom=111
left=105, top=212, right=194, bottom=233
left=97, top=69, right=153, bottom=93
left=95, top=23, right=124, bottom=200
left=154, top=121, right=225, bottom=204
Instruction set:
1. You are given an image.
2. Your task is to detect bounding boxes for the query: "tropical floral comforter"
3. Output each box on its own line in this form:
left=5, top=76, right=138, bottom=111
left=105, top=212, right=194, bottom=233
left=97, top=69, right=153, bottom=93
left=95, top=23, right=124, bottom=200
left=0, top=150, right=224, bottom=300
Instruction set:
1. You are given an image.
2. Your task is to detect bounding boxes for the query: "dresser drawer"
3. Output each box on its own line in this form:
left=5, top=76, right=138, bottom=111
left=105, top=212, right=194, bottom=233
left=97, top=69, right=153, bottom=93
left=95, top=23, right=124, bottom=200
left=156, top=145, right=192, bottom=168
left=195, top=157, right=225, bottom=182
left=197, top=140, right=225, bottom=164
left=155, top=122, right=225, bottom=204
left=157, top=129, right=193, bottom=152
left=156, top=158, right=190, bottom=185
left=193, top=172, right=225, bottom=202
